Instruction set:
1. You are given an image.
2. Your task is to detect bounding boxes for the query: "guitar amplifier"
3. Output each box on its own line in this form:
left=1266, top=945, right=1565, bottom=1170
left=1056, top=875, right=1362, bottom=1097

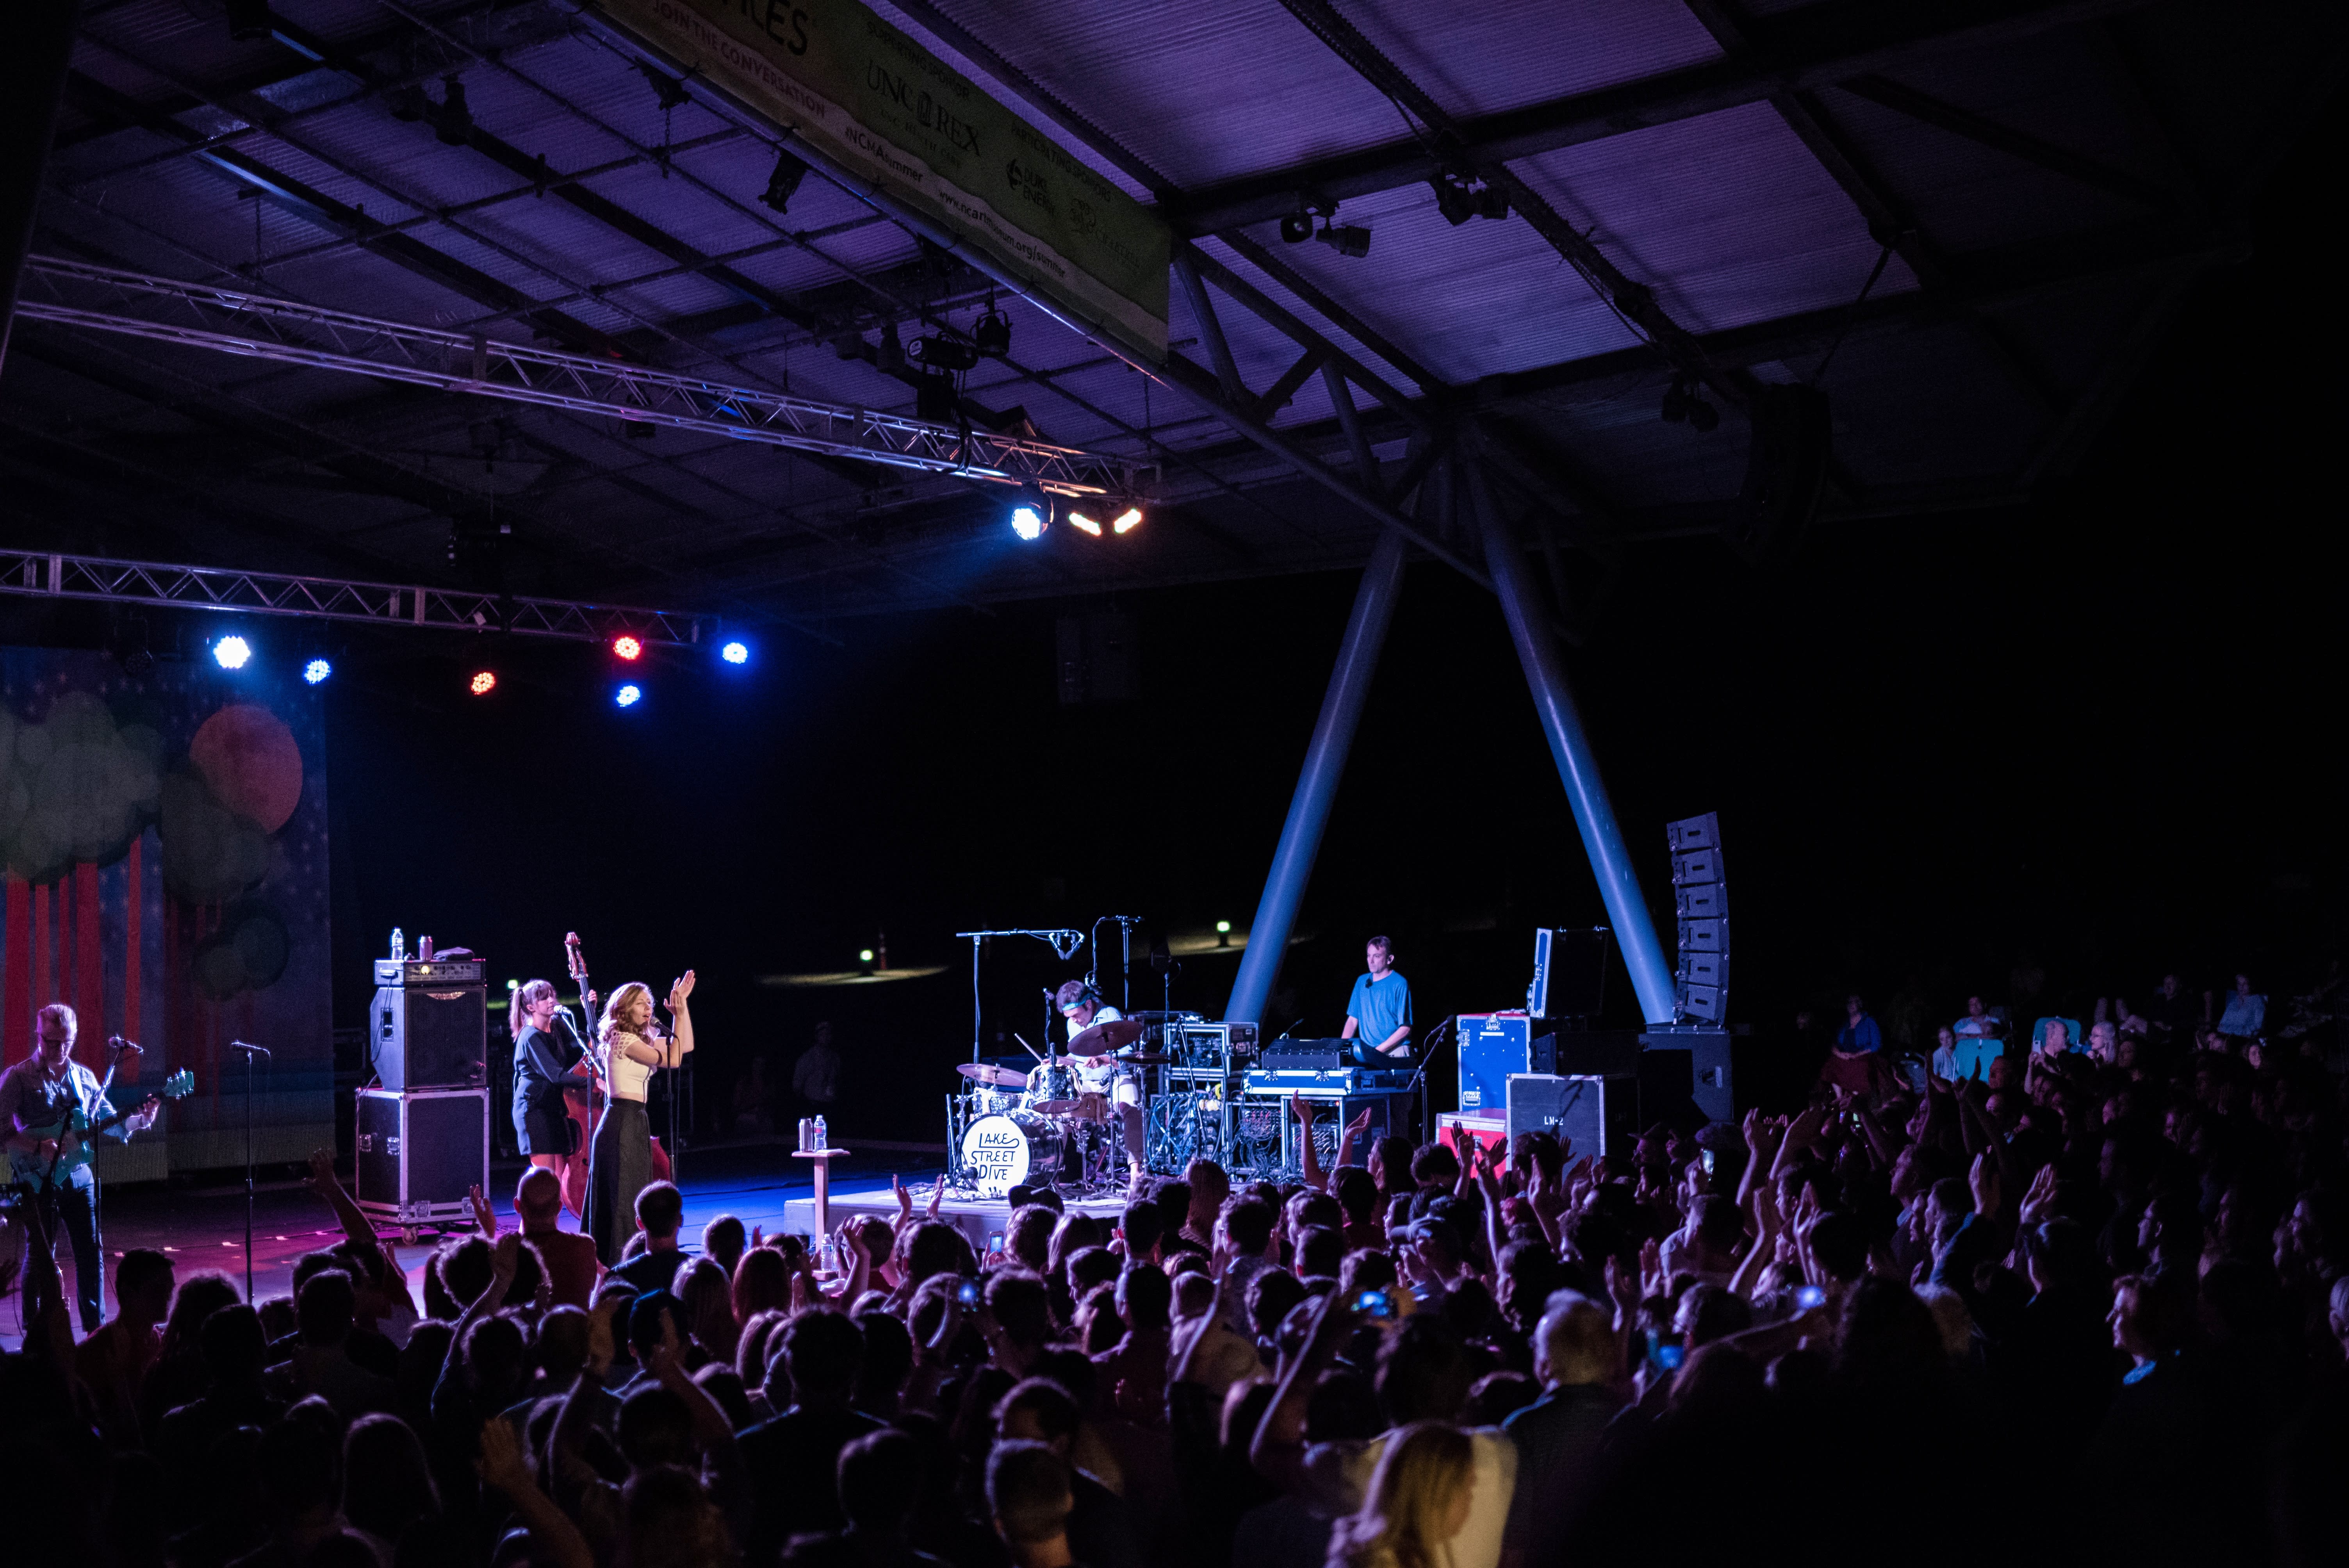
left=355, top=1087, right=488, bottom=1220
left=372, top=967, right=487, bottom=1090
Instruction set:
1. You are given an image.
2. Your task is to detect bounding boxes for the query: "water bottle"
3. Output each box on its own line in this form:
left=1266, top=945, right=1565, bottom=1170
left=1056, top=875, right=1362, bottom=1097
left=390, top=927, right=405, bottom=962
left=814, top=1114, right=828, bottom=1151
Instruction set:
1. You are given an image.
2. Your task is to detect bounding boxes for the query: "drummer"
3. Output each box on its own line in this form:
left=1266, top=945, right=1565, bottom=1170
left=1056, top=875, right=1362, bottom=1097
left=1056, top=980, right=1146, bottom=1184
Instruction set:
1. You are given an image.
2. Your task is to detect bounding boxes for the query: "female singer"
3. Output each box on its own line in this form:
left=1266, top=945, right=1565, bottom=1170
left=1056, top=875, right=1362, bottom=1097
left=510, top=979, right=587, bottom=1183
left=586, top=971, right=695, bottom=1264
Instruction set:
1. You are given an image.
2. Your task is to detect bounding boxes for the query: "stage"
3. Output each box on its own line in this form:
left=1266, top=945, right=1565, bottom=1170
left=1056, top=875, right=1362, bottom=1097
left=2, top=1142, right=941, bottom=1350
left=779, top=1181, right=1131, bottom=1254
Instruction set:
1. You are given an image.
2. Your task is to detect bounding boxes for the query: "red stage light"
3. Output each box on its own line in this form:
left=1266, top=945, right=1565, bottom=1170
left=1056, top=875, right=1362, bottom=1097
left=612, top=634, right=643, bottom=661
left=470, top=670, right=497, bottom=695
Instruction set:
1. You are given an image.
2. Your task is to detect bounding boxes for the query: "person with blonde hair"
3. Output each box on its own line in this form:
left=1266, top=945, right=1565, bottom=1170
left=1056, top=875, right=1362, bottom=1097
left=1326, top=1420, right=1476, bottom=1568
left=585, top=973, right=695, bottom=1263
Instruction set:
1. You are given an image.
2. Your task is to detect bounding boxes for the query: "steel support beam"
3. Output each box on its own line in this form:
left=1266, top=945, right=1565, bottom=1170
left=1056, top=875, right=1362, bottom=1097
left=1465, top=457, right=1675, bottom=1025
left=1171, top=0, right=2154, bottom=234
left=0, top=2, right=77, bottom=374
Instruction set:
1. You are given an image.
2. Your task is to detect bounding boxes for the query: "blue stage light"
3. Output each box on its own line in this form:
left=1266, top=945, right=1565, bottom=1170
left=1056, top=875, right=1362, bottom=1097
left=1010, top=503, right=1046, bottom=541
left=721, top=640, right=749, bottom=665
left=212, top=635, right=252, bottom=670
left=303, top=658, right=332, bottom=685
left=616, top=684, right=642, bottom=708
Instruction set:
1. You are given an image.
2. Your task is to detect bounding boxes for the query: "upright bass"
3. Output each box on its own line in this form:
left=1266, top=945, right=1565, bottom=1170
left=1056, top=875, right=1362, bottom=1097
left=555, top=932, right=669, bottom=1219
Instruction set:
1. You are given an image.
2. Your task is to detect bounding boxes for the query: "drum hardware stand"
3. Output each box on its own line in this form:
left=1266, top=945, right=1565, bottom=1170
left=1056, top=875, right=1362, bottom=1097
left=953, top=928, right=1084, bottom=1063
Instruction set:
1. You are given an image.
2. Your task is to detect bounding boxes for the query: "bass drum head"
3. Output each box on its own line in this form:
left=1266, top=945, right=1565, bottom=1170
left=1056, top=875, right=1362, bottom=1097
left=961, top=1113, right=1065, bottom=1199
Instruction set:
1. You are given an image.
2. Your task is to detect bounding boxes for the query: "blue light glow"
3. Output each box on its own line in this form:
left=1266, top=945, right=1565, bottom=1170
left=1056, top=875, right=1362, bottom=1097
left=303, top=658, right=332, bottom=685
left=1010, top=504, right=1046, bottom=541
left=212, top=636, right=252, bottom=670
left=721, top=640, right=749, bottom=665
left=616, top=684, right=642, bottom=708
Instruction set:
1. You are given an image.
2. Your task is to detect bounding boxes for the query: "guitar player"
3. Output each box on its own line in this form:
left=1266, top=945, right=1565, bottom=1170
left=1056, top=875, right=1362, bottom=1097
left=2, top=1004, right=162, bottom=1331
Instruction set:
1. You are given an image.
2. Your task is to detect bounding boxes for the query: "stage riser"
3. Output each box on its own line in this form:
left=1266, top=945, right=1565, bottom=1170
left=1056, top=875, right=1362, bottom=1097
left=780, top=1185, right=1129, bottom=1254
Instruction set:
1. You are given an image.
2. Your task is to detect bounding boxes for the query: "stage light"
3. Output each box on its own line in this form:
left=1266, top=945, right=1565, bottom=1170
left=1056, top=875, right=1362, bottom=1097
left=1011, top=502, right=1047, bottom=541
left=721, top=640, right=749, bottom=665
left=1315, top=222, right=1372, bottom=258
left=1112, top=505, right=1143, bottom=534
left=212, top=635, right=252, bottom=670
left=1432, top=175, right=1476, bottom=226
left=1280, top=212, right=1313, bottom=244
left=1067, top=508, right=1104, bottom=537
left=470, top=670, right=497, bottom=696
left=302, top=658, right=332, bottom=685
left=616, top=684, right=642, bottom=708
left=859, top=949, right=875, bottom=963
left=1216, top=919, right=1232, bottom=948
left=973, top=308, right=1012, bottom=357
left=612, top=634, right=643, bottom=661
left=760, top=149, right=808, bottom=214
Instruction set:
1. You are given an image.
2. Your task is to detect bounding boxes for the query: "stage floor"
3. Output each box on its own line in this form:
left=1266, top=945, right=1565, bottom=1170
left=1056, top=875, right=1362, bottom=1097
left=779, top=1181, right=1130, bottom=1253
left=3, top=1143, right=936, bottom=1350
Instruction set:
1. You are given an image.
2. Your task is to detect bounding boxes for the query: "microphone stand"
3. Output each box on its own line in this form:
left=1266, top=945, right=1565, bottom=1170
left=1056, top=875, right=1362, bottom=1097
left=229, top=1041, right=271, bottom=1300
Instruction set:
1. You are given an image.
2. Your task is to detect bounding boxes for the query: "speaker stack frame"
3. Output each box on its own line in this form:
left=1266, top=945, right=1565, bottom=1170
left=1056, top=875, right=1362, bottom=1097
left=356, top=955, right=490, bottom=1237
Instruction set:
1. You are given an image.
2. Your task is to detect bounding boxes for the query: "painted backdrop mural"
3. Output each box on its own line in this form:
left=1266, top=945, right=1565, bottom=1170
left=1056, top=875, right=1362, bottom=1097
left=0, top=648, right=331, bottom=1174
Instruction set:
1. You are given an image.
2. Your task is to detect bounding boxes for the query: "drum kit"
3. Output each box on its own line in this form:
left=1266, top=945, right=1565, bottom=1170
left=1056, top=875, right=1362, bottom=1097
left=951, top=1017, right=1170, bottom=1199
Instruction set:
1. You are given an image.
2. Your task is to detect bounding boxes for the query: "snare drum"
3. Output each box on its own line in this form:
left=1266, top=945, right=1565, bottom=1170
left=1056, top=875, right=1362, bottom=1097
left=960, top=1112, right=1068, bottom=1199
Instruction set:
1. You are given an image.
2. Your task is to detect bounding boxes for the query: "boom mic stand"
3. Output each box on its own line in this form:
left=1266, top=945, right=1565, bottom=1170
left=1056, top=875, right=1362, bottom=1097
left=228, top=1041, right=271, bottom=1300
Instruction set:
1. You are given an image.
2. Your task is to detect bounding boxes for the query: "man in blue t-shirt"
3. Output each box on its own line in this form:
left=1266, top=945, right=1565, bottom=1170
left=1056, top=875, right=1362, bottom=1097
left=1342, top=935, right=1414, bottom=1066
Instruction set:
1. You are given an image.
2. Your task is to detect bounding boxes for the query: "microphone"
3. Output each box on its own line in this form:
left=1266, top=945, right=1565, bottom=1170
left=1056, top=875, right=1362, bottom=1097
left=107, top=1035, right=144, bottom=1054
left=229, top=1040, right=273, bottom=1058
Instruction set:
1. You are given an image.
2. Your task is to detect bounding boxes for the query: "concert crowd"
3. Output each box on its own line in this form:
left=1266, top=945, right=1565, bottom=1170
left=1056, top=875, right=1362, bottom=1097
left=5, top=992, right=2348, bottom=1568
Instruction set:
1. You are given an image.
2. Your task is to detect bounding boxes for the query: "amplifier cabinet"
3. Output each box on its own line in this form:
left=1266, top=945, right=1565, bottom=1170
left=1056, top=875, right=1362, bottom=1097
left=1508, top=1073, right=1638, bottom=1160
left=1456, top=1013, right=1555, bottom=1114
left=356, top=1087, right=488, bottom=1218
left=371, top=981, right=487, bottom=1090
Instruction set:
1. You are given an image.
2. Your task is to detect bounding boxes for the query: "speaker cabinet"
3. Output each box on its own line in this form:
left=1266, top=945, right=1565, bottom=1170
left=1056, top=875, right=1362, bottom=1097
left=372, top=983, right=487, bottom=1090
left=1508, top=1073, right=1637, bottom=1160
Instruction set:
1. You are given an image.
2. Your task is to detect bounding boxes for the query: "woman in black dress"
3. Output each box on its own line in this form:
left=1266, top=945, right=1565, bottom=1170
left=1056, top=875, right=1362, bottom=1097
left=510, top=979, right=587, bottom=1185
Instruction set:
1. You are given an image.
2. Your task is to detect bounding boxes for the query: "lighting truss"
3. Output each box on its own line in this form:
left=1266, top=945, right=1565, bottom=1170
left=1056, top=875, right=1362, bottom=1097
left=15, top=256, right=1145, bottom=497
left=0, top=548, right=713, bottom=647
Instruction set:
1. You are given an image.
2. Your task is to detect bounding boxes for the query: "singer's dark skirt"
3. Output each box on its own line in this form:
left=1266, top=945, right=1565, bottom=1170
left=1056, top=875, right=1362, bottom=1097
left=586, top=1099, right=651, bottom=1265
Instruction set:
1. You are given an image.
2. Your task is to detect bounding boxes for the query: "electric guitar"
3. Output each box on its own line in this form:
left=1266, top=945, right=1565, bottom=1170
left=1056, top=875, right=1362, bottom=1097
left=9, top=1067, right=194, bottom=1188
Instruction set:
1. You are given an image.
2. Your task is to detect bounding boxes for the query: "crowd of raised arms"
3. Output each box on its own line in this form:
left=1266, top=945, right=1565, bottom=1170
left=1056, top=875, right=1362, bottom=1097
left=5, top=985, right=2348, bottom=1568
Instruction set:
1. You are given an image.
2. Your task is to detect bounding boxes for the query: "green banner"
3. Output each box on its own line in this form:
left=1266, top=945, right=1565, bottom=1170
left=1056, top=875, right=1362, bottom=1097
left=599, top=0, right=1169, bottom=361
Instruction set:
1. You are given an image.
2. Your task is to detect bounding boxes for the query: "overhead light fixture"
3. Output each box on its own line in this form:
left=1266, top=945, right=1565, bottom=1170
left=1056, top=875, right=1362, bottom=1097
left=760, top=150, right=808, bottom=214
left=112, top=613, right=153, bottom=676
left=1315, top=222, right=1371, bottom=259
left=720, top=640, right=750, bottom=665
left=470, top=670, right=498, bottom=696
left=1111, top=505, right=1143, bottom=535
left=1067, top=508, right=1104, bottom=537
left=303, top=658, right=333, bottom=685
left=611, top=634, right=643, bottom=661
left=1279, top=212, right=1314, bottom=244
left=1432, top=175, right=1476, bottom=226
left=914, top=372, right=958, bottom=423
left=907, top=334, right=980, bottom=372
left=212, top=635, right=253, bottom=670
left=972, top=308, right=1012, bottom=357
left=1010, top=494, right=1049, bottom=541
left=433, top=78, right=473, bottom=146
left=615, top=684, right=643, bottom=708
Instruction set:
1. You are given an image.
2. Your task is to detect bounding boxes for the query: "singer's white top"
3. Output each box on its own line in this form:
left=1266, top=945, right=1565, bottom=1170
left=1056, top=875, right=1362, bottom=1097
left=601, top=1028, right=680, bottom=1103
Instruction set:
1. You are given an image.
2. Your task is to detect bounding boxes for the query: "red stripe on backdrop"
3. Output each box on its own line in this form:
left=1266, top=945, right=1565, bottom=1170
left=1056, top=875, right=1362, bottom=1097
left=78, top=862, right=112, bottom=1081
left=4, top=875, right=28, bottom=1064
left=126, top=839, right=144, bottom=1058
left=33, top=882, right=49, bottom=1019
left=59, top=871, right=73, bottom=1024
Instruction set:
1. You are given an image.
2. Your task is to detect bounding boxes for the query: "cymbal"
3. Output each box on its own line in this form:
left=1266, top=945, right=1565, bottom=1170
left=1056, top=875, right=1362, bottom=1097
left=957, top=1062, right=1028, bottom=1087
left=1068, top=1017, right=1146, bottom=1055
left=1119, top=1052, right=1171, bottom=1065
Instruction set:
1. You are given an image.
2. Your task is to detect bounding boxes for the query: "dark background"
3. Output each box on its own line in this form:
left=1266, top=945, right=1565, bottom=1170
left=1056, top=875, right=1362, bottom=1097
left=11, top=107, right=2340, bottom=1155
